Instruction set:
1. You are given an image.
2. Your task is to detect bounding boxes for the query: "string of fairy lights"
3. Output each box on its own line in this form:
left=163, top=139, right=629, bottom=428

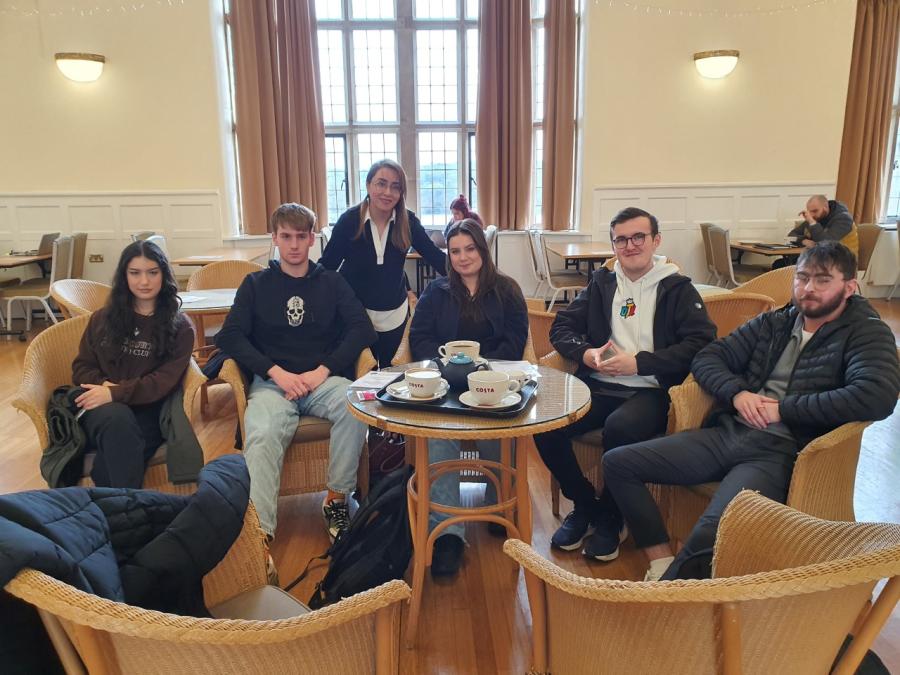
left=0, top=0, right=847, bottom=18
left=595, top=0, right=844, bottom=18
left=0, top=0, right=184, bottom=17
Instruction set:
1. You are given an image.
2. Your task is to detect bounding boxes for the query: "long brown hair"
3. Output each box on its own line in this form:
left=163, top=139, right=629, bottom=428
left=446, top=219, right=505, bottom=318
left=355, top=159, right=411, bottom=251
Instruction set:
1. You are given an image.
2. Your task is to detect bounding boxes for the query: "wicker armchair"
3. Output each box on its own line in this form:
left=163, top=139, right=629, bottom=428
left=527, top=308, right=556, bottom=361
left=49, top=279, right=111, bottom=318
left=702, top=292, right=775, bottom=338
left=218, top=348, right=377, bottom=498
left=735, top=265, right=794, bottom=306
left=657, top=375, right=872, bottom=548
left=185, top=260, right=265, bottom=412
left=12, top=313, right=206, bottom=495
left=5, top=503, right=411, bottom=675
left=505, top=490, right=900, bottom=675
left=539, top=351, right=615, bottom=516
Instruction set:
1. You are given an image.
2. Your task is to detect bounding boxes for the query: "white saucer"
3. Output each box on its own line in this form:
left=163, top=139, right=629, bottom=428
left=458, top=390, right=522, bottom=410
left=386, top=379, right=450, bottom=402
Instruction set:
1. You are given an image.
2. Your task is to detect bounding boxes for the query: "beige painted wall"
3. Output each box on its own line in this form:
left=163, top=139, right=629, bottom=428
left=0, top=1, right=233, bottom=216
left=577, top=1, right=856, bottom=229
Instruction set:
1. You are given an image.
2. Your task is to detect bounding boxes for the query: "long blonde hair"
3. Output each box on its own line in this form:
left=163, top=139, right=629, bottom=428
left=355, top=159, right=411, bottom=251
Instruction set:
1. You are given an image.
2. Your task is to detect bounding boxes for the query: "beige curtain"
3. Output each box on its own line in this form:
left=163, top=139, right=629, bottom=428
left=231, top=0, right=327, bottom=234
left=835, top=0, right=900, bottom=224
left=476, top=0, right=532, bottom=231
left=542, top=0, right=577, bottom=231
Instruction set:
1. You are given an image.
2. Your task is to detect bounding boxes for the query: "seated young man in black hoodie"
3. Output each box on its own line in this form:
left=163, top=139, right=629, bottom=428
left=603, top=242, right=900, bottom=582
left=216, top=203, right=376, bottom=542
left=534, top=207, right=716, bottom=562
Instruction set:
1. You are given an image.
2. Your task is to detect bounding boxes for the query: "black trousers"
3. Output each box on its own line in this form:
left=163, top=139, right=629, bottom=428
left=372, top=316, right=409, bottom=369
left=81, top=401, right=163, bottom=488
left=602, top=415, right=798, bottom=579
left=534, top=382, right=670, bottom=518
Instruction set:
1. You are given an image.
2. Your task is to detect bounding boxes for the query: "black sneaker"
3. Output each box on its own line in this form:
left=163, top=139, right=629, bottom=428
left=323, top=499, right=351, bottom=541
left=550, top=508, right=595, bottom=550
left=582, top=515, right=628, bottom=562
left=431, top=534, right=465, bottom=577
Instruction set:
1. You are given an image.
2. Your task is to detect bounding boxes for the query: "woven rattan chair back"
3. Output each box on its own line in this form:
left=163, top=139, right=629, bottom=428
left=703, top=291, right=775, bottom=338
left=736, top=265, right=794, bottom=307
left=186, top=260, right=264, bottom=291
left=50, top=279, right=111, bottom=318
left=5, top=503, right=411, bottom=675
left=506, top=490, right=900, bottom=675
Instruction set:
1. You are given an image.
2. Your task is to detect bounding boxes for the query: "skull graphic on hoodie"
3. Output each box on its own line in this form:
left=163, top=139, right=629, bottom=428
left=286, top=295, right=305, bottom=326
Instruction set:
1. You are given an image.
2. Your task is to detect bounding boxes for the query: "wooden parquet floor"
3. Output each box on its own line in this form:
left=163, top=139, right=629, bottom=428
left=1, top=299, right=898, bottom=673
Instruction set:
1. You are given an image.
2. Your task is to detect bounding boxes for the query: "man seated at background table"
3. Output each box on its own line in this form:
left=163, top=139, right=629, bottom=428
left=602, top=241, right=900, bottom=582
left=216, top=203, right=376, bottom=542
left=774, top=194, right=858, bottom=268
left=534, top=207, right=716, bottom=561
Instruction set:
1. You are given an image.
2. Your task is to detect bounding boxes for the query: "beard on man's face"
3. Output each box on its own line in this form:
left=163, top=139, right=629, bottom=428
left=794, top=287, right=848, bottom=319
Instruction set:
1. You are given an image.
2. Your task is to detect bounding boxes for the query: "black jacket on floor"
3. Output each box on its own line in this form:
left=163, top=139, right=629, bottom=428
left=692, top=296, right=900, bottom=448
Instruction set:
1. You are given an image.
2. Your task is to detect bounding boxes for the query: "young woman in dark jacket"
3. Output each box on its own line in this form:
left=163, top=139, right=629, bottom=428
left=320, top=159, right=447, bottom=366
left=409, top=219, right=528, bottom=576
left=71, top=241, right=194, bottom=488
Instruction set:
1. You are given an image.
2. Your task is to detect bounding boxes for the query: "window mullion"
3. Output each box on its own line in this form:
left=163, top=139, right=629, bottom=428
left=397, top=0, right=417, bottom=212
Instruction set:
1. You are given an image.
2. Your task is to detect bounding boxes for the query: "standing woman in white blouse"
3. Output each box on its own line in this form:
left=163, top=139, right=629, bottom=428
left=320, top=159, right=448, bottom=366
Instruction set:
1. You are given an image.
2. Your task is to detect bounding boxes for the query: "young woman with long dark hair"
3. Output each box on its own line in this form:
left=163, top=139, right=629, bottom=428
left=408, top=219, right=529, bottom=576
left=72, top=240, right=195, bottom=488
left=320, top=159, right=447, bottom=366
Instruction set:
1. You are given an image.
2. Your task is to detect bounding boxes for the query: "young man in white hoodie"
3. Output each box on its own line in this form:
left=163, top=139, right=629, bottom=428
left=534, top=207, right=716, bottom=561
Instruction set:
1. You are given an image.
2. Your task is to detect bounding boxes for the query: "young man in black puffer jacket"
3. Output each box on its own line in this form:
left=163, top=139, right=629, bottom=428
left=603, top=241, right=900, bottom=582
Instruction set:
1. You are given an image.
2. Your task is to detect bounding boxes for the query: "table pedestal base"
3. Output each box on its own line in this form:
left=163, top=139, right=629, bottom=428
left=404, top=435, right=531, bottom=648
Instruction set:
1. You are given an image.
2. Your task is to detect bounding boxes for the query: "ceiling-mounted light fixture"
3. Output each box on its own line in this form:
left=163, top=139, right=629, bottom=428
left=54, top=53, right=106, bottom=82
left=693, top=50, right=739, bottom=79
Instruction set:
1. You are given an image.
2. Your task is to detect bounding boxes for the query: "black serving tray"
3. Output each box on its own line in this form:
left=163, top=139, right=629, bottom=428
left=376, top=376, right=539, bottom=418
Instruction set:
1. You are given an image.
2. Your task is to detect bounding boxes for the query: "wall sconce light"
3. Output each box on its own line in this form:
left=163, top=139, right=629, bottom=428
left=693, top=50, right=739, bottom=79
left=55, top=53, right=106, bottom=82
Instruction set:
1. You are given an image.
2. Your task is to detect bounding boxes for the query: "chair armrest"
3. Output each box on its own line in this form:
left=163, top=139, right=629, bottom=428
left=667, top=376, right=713, bottom=433
left=181, top=358, right=206, bottom=423
left=219, top=359, right=250, bottom=444
left=203, top=502, right=270, bottom=608
left=786, top=421, right=871, bottom=521
left=12, top=380, right=51, bottom=450
left=356, top=348, right=377, bottom=378
left=539, top=350, right=577, bottom=374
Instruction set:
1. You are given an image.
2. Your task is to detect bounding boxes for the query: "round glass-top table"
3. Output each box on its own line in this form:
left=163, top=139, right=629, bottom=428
left=346, top=361, right=591, bottom=647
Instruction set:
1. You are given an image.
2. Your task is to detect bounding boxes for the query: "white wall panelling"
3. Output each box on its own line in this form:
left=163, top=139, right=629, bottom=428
left=0, top=191, right=223, bottom=283
left=593, top=182, right=835, bottom=281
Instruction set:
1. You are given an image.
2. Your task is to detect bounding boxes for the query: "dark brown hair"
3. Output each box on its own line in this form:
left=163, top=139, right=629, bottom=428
left=446, top=218, right=506, bottom=318
left=270, top=202, right=316, bottom=233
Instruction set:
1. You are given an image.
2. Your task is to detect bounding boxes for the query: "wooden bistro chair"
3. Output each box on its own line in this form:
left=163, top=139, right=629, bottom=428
left=0, top=235, right=74, bottom=331
left=218, top=348, right=377, bottom=501
left=12, top=313, right=205, bottom=495
left=506, top=490, right=900, bottom=675
left=537, top=232, right=588, bottom=311
left=49, top=279, right=111, bottom=319
left=5, top=503, right=411, bottom=675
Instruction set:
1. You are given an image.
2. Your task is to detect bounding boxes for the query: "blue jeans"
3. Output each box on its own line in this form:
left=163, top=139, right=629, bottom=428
left=427, top=438, right=503, bottom=540
left=244, top=374, right=366, bottom=537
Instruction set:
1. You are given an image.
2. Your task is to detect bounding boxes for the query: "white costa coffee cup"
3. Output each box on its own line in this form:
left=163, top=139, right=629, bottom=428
left=438, top=340, right=480, bottom=360
left=404, top=368, right=442, bottom=398
left=467, top=370, right=521, bottom=406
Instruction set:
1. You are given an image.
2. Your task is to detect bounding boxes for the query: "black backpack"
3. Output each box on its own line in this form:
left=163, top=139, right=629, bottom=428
left=287, top=465, right=413, bottom=609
